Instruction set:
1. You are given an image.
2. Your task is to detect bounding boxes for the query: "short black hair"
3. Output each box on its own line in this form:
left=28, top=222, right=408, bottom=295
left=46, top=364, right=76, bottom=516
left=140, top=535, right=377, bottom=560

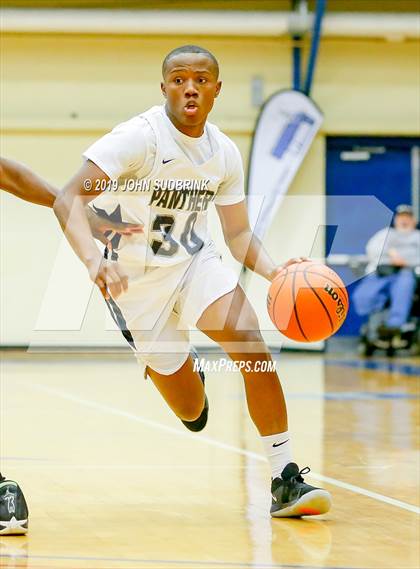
left=162, top=45, right=219, bottom=78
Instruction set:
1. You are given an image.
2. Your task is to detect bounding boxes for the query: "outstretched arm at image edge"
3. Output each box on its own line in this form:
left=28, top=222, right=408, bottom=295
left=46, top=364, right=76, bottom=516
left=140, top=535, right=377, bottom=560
left=0, top=157, right=57, bottom=207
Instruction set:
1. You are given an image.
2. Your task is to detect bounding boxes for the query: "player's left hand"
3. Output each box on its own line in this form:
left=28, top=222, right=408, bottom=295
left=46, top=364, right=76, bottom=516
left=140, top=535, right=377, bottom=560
left=269, top=257, right=311, bottom=281
left=86, top=252, right=128, bottom=300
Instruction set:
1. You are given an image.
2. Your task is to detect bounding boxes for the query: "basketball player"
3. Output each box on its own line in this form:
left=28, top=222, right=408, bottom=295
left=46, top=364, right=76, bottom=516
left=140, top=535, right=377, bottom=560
left=53, top=45, right=332, bottom=518
left=0, top=157, right=143, bottom=534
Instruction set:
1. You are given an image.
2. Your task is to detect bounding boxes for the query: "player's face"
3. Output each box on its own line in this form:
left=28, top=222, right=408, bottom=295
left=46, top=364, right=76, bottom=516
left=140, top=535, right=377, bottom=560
left=161, top=53, right=222, bottom=137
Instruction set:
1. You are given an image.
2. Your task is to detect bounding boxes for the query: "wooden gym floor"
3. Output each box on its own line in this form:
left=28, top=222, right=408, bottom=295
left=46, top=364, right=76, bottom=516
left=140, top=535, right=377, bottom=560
left=0, top=350, right=419, bottom=569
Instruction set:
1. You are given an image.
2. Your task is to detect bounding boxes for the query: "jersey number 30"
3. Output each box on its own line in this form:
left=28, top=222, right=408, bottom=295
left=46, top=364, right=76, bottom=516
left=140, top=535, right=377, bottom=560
left=151, top=212, right=203, bottom=256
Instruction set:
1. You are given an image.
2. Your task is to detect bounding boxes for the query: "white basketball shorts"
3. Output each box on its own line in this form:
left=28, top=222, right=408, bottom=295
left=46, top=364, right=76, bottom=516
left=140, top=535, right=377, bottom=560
left=106, top=240, right=239, bottom=375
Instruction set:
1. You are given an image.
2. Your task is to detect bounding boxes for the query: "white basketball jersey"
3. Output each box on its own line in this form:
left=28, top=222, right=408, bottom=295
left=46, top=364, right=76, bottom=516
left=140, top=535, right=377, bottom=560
left=89, top=106, right=238, bottom=267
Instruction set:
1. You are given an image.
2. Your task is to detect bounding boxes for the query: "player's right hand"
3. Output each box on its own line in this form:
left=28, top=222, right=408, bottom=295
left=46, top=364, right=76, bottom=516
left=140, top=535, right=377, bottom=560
left=86, top=207, right=144, bottom=244
left=86, top=253, right=128, bottom=300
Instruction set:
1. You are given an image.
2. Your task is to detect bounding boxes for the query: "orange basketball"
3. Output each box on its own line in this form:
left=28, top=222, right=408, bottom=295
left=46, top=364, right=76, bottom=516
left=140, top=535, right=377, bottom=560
left=267, top=261, right=349, bottom=342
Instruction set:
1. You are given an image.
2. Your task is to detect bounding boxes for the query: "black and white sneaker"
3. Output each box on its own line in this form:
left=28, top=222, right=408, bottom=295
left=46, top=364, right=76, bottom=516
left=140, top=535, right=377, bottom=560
left=0, top=474, right=29, bottom=535
left=271, top=463, right=331, bottom=518
left=181, top=350, right=209, bottom=432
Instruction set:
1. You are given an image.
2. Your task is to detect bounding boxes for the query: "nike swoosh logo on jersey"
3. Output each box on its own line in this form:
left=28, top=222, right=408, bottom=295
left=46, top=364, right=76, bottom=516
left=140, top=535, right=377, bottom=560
left=272, top=439, right=289, bottom=448
left=162, top=158, right=175, bottom=164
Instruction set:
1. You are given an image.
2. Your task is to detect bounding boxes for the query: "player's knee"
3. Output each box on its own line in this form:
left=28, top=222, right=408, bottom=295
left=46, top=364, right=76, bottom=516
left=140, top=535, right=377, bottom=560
left=206, top=308, right=263, bottom=346
left=225, top=307, right=261, bottom=339
left=176, top=398, right=205, bottom=422
left=222, top=327, right=264, bottom=345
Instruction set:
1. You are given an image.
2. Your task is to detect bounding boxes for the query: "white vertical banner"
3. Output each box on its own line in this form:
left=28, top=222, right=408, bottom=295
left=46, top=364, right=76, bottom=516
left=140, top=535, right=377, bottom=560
left=247, top=89, right=323, bottom=238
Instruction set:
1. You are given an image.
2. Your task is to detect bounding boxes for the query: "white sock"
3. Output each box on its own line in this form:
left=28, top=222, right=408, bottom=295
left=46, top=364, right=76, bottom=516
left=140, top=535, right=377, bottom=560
left=261, top=431, right=292, bottom=480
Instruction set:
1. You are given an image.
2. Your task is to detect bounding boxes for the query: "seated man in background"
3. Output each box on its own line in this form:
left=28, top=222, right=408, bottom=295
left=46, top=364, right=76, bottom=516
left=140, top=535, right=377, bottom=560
left=353, top=204, right=419, bottom=340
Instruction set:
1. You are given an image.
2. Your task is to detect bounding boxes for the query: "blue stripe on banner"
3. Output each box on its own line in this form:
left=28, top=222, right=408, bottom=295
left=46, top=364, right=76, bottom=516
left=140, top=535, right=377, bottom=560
left=271, top=113, right=315, bottom=159
left=325, top=359, right=420, bottom=377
